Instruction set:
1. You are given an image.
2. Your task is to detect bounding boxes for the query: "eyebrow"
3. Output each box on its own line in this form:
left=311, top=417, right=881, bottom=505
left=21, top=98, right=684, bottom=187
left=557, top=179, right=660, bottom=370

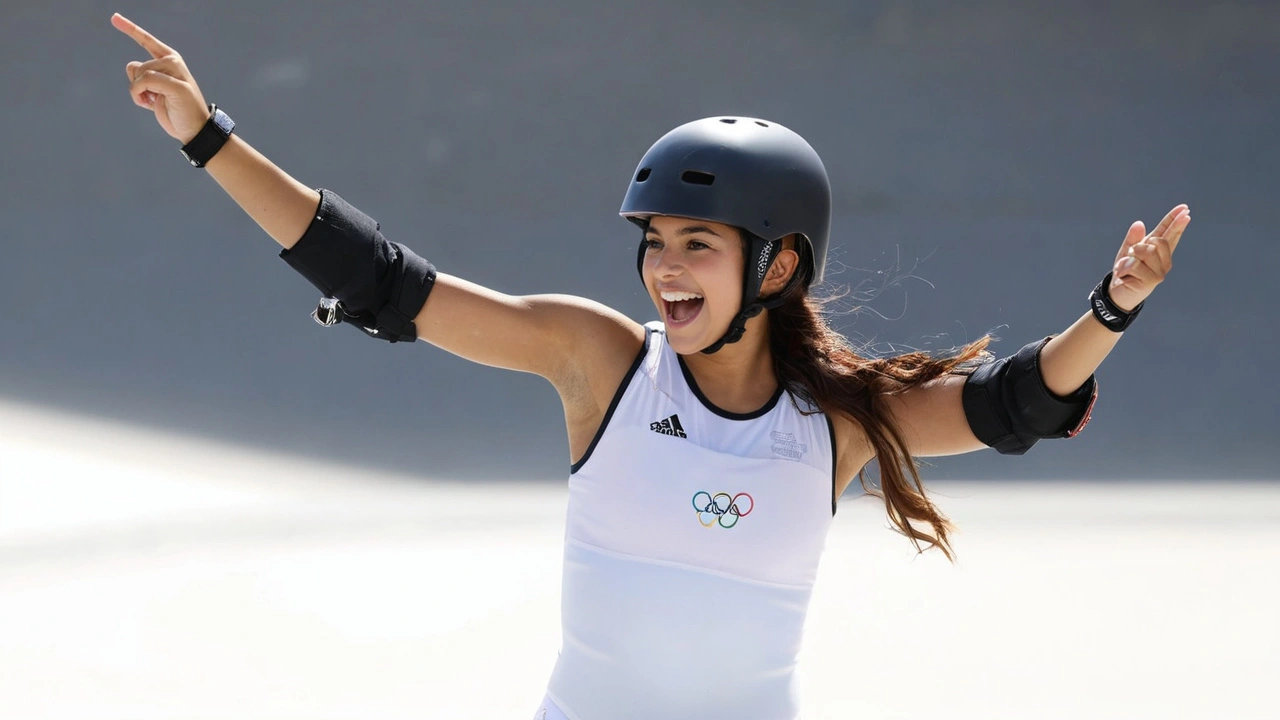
left=644, top=225, right=724, bottom=238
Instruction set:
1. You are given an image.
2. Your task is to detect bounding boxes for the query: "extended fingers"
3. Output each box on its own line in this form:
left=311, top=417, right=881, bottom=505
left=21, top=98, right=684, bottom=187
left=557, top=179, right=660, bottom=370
left=1164, top=210, right=1191, bottom=253
left=111, top=13, right=176, bottom=60
left=1152, top=204, right=1189, bottom=238
left=1109, top=205, right=1189, bottom=303
left=1115, top=236, right=1172, bottom=290
left=1114, top=206, right=1190, bottom=266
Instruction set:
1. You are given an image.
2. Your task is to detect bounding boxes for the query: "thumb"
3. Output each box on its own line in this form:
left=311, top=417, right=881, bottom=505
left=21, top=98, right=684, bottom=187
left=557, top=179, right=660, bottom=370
left=1114, top=221, right=1145, bottom=265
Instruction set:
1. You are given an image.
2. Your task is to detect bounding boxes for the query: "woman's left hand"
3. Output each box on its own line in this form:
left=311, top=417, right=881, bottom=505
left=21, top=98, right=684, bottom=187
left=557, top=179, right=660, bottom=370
left=1108, top=204, right=1191, bottom=312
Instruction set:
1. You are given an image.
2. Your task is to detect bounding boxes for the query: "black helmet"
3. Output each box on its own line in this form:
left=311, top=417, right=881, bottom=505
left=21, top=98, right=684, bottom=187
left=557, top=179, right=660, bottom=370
left=620, top=116, right=832, bottom=353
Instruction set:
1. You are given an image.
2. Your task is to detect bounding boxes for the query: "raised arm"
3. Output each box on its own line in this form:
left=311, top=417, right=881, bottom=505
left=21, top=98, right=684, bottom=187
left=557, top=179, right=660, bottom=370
left=1037, top=205, right=1190, bottom=394
left=112, top=14, right=318, bottom=248
left=883, top=204, right=1191, bottom=459
left=112, top=13, right=643, bottom=390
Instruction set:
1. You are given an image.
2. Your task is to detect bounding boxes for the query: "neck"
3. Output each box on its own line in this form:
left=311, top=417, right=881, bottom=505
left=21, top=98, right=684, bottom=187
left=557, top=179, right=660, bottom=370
left=679, top=312, right=777, bottom=414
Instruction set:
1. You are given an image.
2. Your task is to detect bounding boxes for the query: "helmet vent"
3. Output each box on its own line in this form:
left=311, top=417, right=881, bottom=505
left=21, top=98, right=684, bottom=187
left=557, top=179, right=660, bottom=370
left=681, top=170, right=716, bottom=186
left=755, top=121, right=769, bottom=127
left=635, top=168, right=651, bottom=182
left=719, top=118, right=737, bottom=124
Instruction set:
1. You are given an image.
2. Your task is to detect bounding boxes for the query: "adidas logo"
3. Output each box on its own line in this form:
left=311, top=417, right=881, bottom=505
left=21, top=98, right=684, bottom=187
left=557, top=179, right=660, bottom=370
left=649, top=414, right=687, bottom=438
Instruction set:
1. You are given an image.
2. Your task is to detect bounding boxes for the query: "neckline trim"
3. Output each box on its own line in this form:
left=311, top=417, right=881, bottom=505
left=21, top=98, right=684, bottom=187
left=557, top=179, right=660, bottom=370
left=675, top=352, right=783, bottom=421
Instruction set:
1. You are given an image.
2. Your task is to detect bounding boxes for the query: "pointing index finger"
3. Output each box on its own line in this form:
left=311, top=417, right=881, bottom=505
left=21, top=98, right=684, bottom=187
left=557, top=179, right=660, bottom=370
left=111, top=13, right=175, bottom=59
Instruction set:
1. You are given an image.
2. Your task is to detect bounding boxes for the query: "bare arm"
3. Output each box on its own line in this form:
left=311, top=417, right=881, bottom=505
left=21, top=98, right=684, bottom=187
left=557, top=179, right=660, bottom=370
left=113, top=14, right=317, bottom=249
left=1039, top=205, right=1189, bottom=395
left=882, top=204, right=1191, bottom=458
left=203, top=135, right=320, bottom=250
left=415, top=275, right=643, bottom=384
left=112, top=13, right=644, bottom=388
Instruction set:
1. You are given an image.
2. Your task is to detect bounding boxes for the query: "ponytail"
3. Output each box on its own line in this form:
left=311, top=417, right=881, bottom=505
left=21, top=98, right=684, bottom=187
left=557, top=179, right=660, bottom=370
left=768, top=284, right=990, bottom=561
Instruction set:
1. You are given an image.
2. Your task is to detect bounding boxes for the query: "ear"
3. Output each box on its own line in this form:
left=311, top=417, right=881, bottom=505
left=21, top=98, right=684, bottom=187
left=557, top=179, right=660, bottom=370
left=760, top=246, right=800, bottom=296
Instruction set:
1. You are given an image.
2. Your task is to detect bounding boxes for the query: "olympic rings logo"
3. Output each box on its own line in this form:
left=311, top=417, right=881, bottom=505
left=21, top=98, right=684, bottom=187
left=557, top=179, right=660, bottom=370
left=691, top=491, right=754, bottom=529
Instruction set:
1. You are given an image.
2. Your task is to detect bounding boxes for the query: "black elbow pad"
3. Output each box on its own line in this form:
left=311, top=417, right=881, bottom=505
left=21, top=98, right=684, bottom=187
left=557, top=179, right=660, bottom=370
left=961, top=338, right=1098, bottom=455
left=280, top=189, right=436, bottom=343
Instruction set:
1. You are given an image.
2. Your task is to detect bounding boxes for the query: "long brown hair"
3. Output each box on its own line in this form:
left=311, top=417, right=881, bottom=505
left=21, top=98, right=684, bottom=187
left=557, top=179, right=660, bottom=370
left=767, top=254, right=991, bottom=561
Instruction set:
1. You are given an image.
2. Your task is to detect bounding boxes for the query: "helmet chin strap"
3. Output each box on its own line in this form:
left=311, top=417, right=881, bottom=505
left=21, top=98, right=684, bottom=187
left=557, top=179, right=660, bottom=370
left=699, top=233, right=785, bottom=355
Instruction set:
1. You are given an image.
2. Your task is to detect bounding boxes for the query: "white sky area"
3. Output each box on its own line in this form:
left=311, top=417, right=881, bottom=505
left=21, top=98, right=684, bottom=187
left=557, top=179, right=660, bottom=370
left=1, top=398, right=1276, bottom=719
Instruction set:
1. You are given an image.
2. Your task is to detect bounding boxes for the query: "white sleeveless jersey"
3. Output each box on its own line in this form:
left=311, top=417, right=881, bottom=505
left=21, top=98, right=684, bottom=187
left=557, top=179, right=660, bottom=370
left=545, top=322, right=837, bottom=720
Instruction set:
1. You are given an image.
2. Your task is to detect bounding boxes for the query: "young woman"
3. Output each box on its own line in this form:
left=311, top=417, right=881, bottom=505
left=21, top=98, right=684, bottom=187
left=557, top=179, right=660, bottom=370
left=113, top=13, right=1190, bottom=720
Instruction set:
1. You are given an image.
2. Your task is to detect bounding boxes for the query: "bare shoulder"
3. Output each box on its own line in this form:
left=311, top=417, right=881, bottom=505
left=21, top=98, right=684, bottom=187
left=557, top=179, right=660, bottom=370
left=415, top=274, right=646, bottom=468
left=532, top=293, right=647, bottom=400
left=416, top=274, right=644, bottom=387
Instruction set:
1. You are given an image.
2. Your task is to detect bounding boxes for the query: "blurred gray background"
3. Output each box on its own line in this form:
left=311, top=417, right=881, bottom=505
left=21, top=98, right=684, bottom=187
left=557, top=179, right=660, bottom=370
left=2, top=0, right=1275, bottom=482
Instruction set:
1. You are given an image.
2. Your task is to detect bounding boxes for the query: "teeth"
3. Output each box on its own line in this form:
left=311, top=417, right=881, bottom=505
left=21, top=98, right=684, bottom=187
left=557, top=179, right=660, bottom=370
left=660, top=290, right=703, bottom=302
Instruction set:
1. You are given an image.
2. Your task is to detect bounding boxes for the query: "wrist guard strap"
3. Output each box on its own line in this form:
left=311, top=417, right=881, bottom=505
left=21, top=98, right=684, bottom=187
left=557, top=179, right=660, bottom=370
left=180, top=104, right=235, bottom=168
left=280, top=189, right=436, bottom=343
left=961, top=337, right=1098, bottom=455
left=1089, top=272, right=1143, bottom=332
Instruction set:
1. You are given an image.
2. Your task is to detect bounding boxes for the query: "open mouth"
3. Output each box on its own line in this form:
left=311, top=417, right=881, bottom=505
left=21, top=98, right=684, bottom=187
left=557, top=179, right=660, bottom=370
left=661, top=290, right=704, bottom=327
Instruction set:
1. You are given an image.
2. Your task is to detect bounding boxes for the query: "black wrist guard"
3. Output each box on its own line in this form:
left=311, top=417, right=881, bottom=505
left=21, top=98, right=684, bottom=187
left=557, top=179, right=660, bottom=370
left=961, top=337, right=1098, bottom=455
left=1089, top=272, right=1142, bottom=332
left=180, top=104, right=235, bottom=168
left=280, top=189, right=436, bottom=343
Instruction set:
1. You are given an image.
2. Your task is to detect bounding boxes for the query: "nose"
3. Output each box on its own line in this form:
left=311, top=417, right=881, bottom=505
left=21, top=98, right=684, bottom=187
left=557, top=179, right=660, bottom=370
left=647, top=244, right=682, bottom=280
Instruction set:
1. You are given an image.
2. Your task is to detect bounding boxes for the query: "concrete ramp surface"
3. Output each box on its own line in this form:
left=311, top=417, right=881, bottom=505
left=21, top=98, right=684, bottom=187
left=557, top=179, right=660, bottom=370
left=1, top=399, right=1276, bottom=718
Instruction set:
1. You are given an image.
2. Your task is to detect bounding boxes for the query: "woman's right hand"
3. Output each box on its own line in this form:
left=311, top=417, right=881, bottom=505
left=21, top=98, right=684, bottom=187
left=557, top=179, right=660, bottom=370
left=111, top=13, right=211, bottom=144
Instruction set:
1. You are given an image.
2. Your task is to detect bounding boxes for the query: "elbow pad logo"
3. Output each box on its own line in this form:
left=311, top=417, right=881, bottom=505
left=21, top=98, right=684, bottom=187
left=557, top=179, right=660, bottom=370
left=692, top=491, right=754, bottom=528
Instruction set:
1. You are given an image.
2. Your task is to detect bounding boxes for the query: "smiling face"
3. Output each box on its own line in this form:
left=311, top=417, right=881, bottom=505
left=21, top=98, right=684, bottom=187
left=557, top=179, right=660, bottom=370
left=640, top=215, right=746, bottom=354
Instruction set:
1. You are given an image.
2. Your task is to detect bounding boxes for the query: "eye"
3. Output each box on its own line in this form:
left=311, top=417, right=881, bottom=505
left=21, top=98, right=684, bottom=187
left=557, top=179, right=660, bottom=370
left=687, top=240, right=710, bottom=250
left=643, top=237, right=662, bottom=250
